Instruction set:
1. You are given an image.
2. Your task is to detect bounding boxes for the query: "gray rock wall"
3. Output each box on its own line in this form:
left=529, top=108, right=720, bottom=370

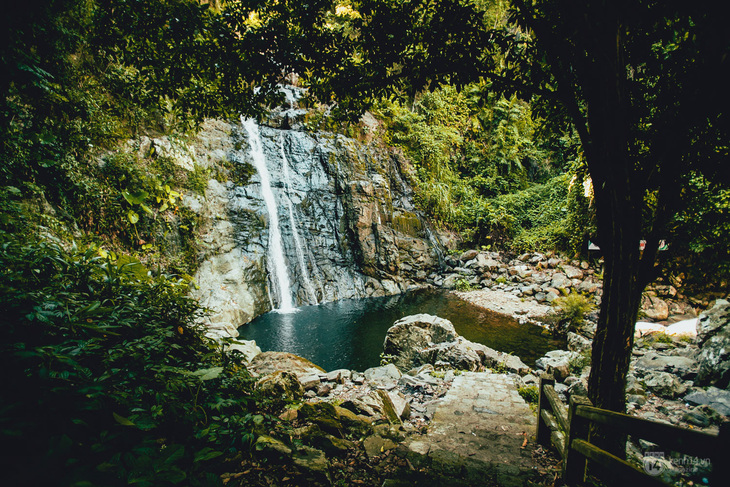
left=182, top=118, right=441, bottom=341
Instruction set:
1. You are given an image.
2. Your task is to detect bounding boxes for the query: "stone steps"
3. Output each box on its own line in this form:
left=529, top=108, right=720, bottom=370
left=404, top=372, right=541, bottom=487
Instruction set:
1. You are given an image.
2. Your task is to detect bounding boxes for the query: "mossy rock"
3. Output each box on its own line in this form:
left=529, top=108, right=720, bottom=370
left=294, top=424, right=354, bottom=456
left=334, top=405, right=374, bottom=438
left=298, top=401, right=342, bottom=435
left=255, top=371, right=304, bottom=402
left=255, top=435, right=292, bottom=458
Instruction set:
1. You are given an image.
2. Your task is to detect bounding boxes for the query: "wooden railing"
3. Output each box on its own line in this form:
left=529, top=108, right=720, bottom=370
left=537, top=373, right=729, bottom=486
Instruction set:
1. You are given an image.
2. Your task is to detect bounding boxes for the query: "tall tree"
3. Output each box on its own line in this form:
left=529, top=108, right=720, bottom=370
left=269, top=0, right=730, bottom=428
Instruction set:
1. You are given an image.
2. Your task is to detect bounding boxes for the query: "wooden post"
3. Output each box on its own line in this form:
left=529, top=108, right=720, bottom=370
left=564, top=395, right=592, bottom=485
left=537, top=373, right=555, bottom=447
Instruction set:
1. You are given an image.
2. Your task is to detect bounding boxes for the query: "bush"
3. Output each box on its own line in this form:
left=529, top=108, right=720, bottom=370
left=549, top=291, right=595, bottom=336
left=518, top=385, right=539, bottom=404
left=0, top=236, right=273, bottom=485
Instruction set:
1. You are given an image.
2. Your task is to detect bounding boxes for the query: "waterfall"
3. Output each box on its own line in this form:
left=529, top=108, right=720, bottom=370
left=241, top=117, right=296, bottom=312
left=280, top=133, right=318, bottom=304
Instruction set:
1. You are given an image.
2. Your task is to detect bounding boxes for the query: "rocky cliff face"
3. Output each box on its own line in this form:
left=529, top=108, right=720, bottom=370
left=176, top=113, right=441, bottom=341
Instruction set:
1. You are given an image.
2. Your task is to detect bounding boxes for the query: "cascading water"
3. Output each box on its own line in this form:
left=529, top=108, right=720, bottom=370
left=241, top=117, right=296, bottom=312
left=280, top=133, right=318, bottom=304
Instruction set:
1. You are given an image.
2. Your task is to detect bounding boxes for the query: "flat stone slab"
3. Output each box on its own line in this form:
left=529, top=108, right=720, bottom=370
left=405, top=372, right=539, bottom=486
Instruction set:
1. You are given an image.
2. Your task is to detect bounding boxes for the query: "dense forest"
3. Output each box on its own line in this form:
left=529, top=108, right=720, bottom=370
left=2, top=0, right=728, bottom=485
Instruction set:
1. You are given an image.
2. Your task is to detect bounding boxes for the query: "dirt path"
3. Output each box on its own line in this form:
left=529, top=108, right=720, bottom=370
left=402, top=371, right=547, bottom=486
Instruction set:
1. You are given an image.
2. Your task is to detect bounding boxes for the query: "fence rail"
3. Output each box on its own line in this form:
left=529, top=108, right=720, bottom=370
left=536, top=373, right=729, bottom=486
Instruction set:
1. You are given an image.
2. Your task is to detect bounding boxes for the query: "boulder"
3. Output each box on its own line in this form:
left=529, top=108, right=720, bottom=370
left=298, top=402, right=343, bottom=435
left=255, top=435, right=292, bottom=457
left=460, top=249, right=479, bottom=262
left=684, top=387, right=730, bottom=416
left=641, top=371, right=687, bottom=399
left=417, top=338, right=483, bottom=372
left=248, top=351, right=325, bottom=379
left=255, top=371, right=304, bottom=402
left=641, top=294, right=669, bottom=321
left=291, top=446, right=328, bottom=474
left=562, top=265, right=584, bottom=280
left=535, top=350, right=578, bottom=381
left=374, top=389, right=402, bottom=424
left=382, top=314, right=458, bottom=370
left=363, top=435, right=397, bottom=459
left=334, top=406, right=374, bottom=437
left=695, top=300, right=730, bottom=388
left=387, top=390, right=411, bottom=420
left=567, top=332, right=592, bottom=353
left=635, top=352, right=698, bottom=379
left=225, top=339, right=262, bottom=362
left=550, top=273, right=572, bottom=290
left=363, top=363, right=402, bottom=389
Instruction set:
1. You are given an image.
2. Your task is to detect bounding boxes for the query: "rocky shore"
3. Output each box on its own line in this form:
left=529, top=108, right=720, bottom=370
left=233, top=247, right=730, bottom=485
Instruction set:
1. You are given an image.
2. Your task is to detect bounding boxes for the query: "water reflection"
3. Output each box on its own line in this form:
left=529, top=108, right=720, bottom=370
left=238, top=289, right=563, bottom=372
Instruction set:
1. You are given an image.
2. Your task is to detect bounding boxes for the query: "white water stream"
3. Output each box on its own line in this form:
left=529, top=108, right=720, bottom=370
left=280, top=134, right=318, bottom=304
left=241, top=117, right=296, bottom=312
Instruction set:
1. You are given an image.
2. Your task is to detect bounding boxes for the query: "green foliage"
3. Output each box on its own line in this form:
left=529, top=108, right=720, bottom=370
left=454, top=277, right=477, bottom=292
left=0, top=235, right=274, bottom=485
left=568, top=351, right=592, bottom=375
left=668, top=174, right=730, bottom=285
left=518, top=385, right=539, bottom=404
left=551, top=291, right=595, bottom=333
left=373, top=84, right=576, bottom=248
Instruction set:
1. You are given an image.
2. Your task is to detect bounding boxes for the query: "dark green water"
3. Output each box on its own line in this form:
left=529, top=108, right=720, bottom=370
left=238, top=289, right=563, bottom=372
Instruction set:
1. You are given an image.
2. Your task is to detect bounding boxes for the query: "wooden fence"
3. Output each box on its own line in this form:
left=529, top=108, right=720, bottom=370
left=537, top=374, right=729, bottom=486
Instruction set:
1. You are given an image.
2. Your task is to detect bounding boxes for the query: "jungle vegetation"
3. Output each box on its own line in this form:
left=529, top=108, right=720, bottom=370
left=2, top=0, right=728, bottom=483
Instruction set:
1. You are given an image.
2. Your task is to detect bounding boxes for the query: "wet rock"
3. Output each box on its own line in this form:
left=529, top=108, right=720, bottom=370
left=695, top=300, right=730, bottom=388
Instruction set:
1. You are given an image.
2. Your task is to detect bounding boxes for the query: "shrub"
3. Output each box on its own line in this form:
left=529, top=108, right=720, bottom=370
left=569, top=351, right=592, bottom=374
left=0, top=236, right=274, bottom=485
left=518, top=385, right=539, bottom=404
left=551, top=291, right=595, bottom=334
